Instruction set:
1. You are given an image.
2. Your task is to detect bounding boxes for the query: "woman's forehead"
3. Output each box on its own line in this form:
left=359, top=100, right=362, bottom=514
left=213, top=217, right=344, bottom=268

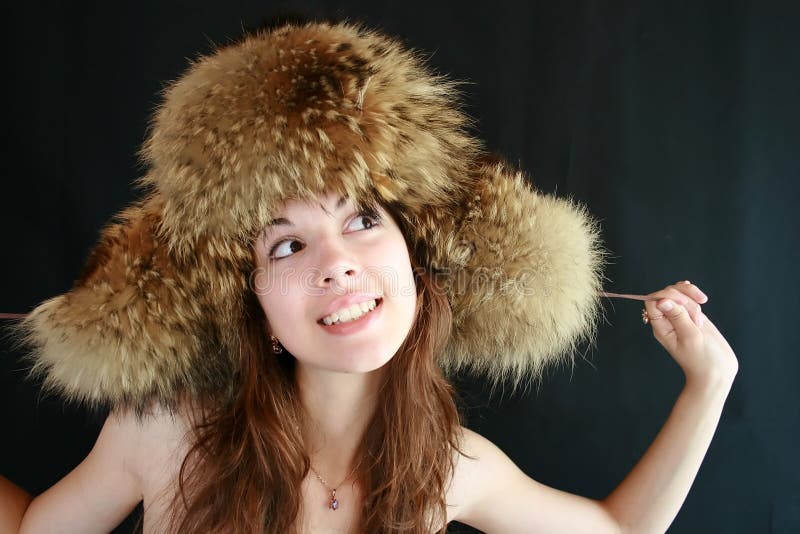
left=288, top=192, right=349, bottom=214
left=275, top=191, right=377, bottom=216
left=259, top=192, right=383, bottom=239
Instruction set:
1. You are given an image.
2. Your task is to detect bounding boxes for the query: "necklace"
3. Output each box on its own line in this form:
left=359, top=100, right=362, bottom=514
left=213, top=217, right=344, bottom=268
left=309, top=457, right=363, bottom=511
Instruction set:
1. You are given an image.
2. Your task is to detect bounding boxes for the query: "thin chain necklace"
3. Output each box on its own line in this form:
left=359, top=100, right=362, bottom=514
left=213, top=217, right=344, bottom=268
left=309, top=457, right=363, bottom=511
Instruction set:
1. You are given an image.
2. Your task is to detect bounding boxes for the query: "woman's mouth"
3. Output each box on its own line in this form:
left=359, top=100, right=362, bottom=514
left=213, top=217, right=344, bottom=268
left=318, top=298, right=383, bottom=325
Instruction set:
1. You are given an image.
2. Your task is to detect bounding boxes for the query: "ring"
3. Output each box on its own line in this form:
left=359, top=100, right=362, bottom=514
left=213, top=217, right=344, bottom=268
left=642, top=308, right=665, bottom=325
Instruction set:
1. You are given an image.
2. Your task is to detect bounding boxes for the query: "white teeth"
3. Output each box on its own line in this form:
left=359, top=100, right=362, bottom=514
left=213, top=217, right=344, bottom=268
left=321, top=299, right=379, bottom=325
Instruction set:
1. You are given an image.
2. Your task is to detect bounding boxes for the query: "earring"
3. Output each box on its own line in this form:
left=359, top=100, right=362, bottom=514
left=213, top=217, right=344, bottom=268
left=270, top=335, right=284, bottom=354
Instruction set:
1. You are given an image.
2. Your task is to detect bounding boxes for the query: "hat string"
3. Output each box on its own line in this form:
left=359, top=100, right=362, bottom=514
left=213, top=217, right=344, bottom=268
left=0, top=291, right=656, bottom=321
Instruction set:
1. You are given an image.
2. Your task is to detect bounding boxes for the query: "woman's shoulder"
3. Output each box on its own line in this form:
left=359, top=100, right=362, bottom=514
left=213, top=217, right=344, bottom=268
left=117, top=402, right=193, bottom=479
left=128, top=402, right=193, bottom=443
left=452, top=425, right=499, bottom=467
left=86, top=402, right=192, bottom=509
left=447, top=425, right=526, bottom=525
left=16, top=404, right=188, bottom=533
left=108, top=403, right=190, bottom=458
left=447, top=426, right=490, bottom=523
left=115, top=403, right=194, bottom=532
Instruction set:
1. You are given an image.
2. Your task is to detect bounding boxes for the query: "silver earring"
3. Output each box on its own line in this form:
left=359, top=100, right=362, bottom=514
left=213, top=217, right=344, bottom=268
left=270, top=335, right=284, bottom=354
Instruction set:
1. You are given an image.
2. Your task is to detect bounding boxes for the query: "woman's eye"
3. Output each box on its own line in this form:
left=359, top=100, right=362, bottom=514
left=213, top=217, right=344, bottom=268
left=346, top=211, right=381, bottom=232
left=269, top=239, right=304, bottom=260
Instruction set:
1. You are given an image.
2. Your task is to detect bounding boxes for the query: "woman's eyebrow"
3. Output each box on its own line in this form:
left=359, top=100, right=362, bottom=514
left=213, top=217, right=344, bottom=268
left=265, top=195, right=348, bottom=228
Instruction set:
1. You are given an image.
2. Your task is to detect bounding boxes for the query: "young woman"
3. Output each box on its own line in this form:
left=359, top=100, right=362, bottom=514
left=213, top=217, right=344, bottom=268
left=3, top=21, right=737, bottom=533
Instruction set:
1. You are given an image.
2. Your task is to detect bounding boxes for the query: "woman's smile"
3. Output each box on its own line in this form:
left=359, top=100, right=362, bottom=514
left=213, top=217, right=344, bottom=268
left=317, top=297, right=384, bottom=335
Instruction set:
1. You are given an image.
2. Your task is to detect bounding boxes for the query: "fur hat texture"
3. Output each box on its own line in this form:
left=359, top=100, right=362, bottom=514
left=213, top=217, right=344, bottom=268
left=17, top=22, right=606, bottom=409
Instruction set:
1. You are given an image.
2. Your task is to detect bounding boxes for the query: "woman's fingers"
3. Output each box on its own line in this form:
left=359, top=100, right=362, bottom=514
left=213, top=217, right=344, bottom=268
left=647, top=284, right=704, bottom=327
left=659, top=299, right=702, bottom=338
left=671, top=281, right=708, bottom=327
left=646, top=298, right=702, bottom=354
left=673, top=280, right=709, bottom=304
left=644, top=299, right=674, bottom=340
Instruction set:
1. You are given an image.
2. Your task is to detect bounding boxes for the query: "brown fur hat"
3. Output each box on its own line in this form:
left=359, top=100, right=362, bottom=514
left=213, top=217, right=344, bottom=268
left=16, top=22, right=605, bottom=409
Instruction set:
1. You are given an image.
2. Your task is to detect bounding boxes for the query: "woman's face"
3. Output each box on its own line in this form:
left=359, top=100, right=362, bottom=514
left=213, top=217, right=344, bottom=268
left=252, top=191, right=418, bottom=374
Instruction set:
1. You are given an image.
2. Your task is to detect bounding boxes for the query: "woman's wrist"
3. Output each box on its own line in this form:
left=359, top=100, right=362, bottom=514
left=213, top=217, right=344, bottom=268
left=683, top=371, right=735, bottom=402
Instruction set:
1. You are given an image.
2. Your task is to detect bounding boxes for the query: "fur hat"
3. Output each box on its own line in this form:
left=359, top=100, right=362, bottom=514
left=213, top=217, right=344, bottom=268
left=16, top=22, right=605, bottom=410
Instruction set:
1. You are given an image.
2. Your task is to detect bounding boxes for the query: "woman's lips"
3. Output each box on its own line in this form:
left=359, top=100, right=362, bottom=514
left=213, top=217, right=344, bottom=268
left=317, top=294, right=383, bottom=322
left=317, top=298, right=383, bottom=336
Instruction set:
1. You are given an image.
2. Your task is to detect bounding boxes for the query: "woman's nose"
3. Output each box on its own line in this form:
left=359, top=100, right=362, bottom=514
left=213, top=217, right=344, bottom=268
left=314, top=239, right=360, bottom=289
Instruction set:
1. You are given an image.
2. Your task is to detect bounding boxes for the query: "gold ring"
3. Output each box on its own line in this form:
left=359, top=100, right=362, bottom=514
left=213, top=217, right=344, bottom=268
left=642, top=308, right=665, bottom=325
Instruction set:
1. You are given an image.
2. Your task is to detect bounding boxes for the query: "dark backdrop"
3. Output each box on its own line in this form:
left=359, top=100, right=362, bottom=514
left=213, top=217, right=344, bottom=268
left=2, top=1, right=798, bottom=533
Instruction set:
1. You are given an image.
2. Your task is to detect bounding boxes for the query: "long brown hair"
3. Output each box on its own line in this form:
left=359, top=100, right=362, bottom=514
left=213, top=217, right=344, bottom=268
left=165, top=216, right=464, bottom=532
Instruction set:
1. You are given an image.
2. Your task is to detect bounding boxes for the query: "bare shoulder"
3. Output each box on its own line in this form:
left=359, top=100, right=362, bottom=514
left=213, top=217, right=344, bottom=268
left=83, top=403, right=192, bottom=498
left=448, top=424, right=492, bottom=484
left=19, top=404, right=190, bottom=534
left=446, top=426, right=502, bottom=523
left=124, top=403, right=193, bottom=477
left=129, top=403, right=193, bottom=451
left=455, top=425, right=498, bottom=456
left=447, top=426, right=618, bottom=533
left=450, top=424, right=505, bottom=472
left=126, top=403, right=194, bottom=532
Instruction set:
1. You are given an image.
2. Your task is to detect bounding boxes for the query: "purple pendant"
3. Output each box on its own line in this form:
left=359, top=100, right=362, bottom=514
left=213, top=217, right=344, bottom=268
left=330, top=498, right=339, bottom=510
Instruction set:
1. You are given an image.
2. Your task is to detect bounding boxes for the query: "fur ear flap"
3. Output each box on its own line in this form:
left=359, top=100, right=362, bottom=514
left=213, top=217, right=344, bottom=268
left=13, top=194, right=246, bottom=410
left=419, top=162, right=607, bottom=388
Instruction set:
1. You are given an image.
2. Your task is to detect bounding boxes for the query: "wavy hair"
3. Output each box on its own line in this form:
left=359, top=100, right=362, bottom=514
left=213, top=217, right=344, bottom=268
left=165, top=208, right=464, bottom=533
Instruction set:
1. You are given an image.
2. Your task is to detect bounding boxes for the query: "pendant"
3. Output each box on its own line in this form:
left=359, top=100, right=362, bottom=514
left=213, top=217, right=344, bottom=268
left=329, top=489, right=339, bottom=510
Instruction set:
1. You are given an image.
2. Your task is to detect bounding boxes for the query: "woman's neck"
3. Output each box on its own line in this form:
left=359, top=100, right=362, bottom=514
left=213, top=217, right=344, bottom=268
left=296, top=364, right=385, bottom=481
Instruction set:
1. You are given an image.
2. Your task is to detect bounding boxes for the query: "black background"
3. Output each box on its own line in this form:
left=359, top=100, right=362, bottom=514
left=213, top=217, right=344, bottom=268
left=2, top=1, right=798, bottom=533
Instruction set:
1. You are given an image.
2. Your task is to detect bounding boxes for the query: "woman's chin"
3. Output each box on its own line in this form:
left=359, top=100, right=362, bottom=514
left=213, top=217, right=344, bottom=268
left=287, top=331, right=402, bottom=370
left=328, top=355, right=393, bottom=375
left=293, top=348, right=396, bottom=376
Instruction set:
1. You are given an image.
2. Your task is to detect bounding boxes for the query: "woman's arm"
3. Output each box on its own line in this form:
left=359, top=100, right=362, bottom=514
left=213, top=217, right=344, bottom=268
left=601, top=375, right=732, bottom=532
left=451, top=281, right=738, bottom=533
left=602, top=281, right=738, bottom=532
left=14, top=409, right=145, bottom=534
